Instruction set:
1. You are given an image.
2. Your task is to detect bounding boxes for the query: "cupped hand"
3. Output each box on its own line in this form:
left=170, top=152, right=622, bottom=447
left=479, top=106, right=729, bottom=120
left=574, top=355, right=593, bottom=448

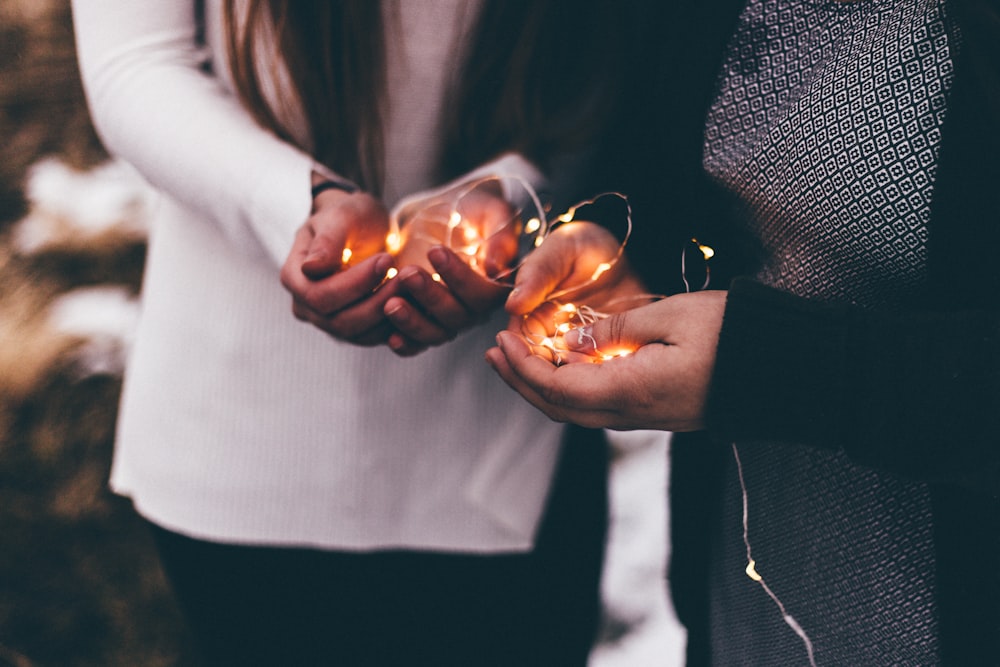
left=280, top=189, right=398, bottom=345
left=485, top=290, right=728, bottom=432
left=383, top=245, right=511, bottom=356
left=381, top=189, right=519, bottom=356
left=505, top=221, right=648, bottom=317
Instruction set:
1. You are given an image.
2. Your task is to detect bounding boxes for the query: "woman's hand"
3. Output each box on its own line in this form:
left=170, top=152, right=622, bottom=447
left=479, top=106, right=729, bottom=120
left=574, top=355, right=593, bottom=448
left=380, top=190, right=518, bottom=356
left=383, top=246, right=511, bottom=356
left=485, top=291, right=728, bottom=432
left=280, top=188, right=398, bottom=345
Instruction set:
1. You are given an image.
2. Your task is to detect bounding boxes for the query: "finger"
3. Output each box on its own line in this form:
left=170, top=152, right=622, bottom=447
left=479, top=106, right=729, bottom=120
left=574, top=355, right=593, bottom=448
left=481, top=218, right=520, bottom=279
left=383, top=293, right=454, bottom=347
left=427, top=246, right=508, bottom=317
left=281, top=225, right=319, bottom=293
left=505, top=232, right=576, bottom=315
left=292, top=272, right=399, bottom=337
left=386, top=331, right=431, bottom=357
left=301, top=222, right=350, bottom=279
left=565, top=302, right=664, bottom=355
left=395, top=263, right=471, bottom=330
left=485, top=335, right=620, bottom=429
left=294, top=253, right=395, bottom=314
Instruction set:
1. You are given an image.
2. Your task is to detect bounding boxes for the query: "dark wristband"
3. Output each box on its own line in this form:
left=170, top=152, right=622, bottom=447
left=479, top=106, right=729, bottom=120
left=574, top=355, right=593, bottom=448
left=311, top=179, right=359, bottom=198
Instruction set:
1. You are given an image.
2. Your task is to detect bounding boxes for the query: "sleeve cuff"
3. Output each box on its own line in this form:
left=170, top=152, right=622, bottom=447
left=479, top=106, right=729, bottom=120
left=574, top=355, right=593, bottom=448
left=705, top=278, right=852, bottom=449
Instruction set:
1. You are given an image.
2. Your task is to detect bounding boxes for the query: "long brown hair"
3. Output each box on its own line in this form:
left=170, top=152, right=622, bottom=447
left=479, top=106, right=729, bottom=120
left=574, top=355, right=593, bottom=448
left=223, top=1, right=386, bottom=191
left=222, top=1, right=628, bottom=196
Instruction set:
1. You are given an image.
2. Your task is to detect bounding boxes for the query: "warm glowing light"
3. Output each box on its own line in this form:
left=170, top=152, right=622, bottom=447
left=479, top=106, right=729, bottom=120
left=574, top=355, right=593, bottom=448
left=525, top=217, right=541, bottom=234
left=745, top=559, right=762, bottom=582
left=557, top=210, right=575, bottom=223
left=385, top=267, right=398, bottom=280
left=699, top=244, right=715, bottom=260
left=559, top=303, right=578, bottom=313
left=386, top=232, right=402, bottom=254
left=556, top=323, right=572, bottom=334
left=341, top=248, right=353, bottom=264
left=449, top=211, right=463, bottom=226
left=462, top=226, right=479, bottom=242
left=590, top=262, right=612, bottom=281
left=534, top=237, right=545, bottom=248
left=431, top=273, right=441, bottom=282
left=540, top=336, right=554, bottom=348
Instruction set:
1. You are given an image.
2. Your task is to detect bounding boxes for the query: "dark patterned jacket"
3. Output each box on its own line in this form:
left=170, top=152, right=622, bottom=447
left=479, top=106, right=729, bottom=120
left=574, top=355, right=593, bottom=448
left=621, top=0, right=1000, bottom=664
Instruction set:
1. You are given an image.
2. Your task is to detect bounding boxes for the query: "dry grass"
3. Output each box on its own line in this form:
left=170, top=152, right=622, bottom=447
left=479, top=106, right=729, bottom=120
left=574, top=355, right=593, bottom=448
left=0, top=2, right=199, bottom=665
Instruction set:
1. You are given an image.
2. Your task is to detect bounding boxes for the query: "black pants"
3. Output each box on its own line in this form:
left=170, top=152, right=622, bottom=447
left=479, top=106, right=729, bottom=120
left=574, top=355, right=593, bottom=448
left=149, top=425, right=608, bottom=667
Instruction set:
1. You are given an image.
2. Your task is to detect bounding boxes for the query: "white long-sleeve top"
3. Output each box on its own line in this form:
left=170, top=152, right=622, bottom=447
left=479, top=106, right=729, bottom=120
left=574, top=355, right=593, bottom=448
left=70, top=0, right=567, bottom=552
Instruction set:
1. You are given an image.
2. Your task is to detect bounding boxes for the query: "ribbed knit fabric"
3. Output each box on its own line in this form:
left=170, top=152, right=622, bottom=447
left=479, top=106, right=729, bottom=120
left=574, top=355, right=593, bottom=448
left=71, top=0, right=567, bottom=552
left=699, top=0, right=959, bottom=662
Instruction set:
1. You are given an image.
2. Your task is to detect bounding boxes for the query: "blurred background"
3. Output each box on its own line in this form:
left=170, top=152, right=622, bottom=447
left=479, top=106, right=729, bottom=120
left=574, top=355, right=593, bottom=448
left=0, top=1, right=683, bottom=664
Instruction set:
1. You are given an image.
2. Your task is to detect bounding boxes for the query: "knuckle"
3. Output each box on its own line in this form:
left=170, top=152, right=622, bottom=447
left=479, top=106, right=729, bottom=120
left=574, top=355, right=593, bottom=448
left=608, top=311, right=629, bottom=346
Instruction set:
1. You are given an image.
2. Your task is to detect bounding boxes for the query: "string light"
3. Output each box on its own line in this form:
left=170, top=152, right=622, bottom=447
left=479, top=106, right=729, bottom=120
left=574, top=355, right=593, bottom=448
left=508, top=187, right=814, bottom=663
left=385, top=174, right=548, bottom=284
left=386, top=231, right=402, bottom=254
left=515, top=192, right=663, bottom=365
left=520, top=296, right=662, bottom=365
left=732, top=444, right=818, bottom=667
left=681, top=238, right=713, bottom=293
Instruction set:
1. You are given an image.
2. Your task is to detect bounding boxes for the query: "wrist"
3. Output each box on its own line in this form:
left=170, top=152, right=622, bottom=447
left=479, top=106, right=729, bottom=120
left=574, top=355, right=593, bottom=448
left=311, top=178, right=359, bottom=198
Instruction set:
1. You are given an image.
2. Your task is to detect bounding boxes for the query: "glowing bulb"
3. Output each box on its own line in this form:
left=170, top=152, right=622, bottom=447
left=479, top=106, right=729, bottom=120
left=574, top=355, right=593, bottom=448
left=556, top=323, right=571, bottom=334
left=341, top=248, right=353, bottom=264
left=462, top=226, right=478, bottom=242
left=525, top=217, right=541, bottom=234
left=431, top=273, right=441, bottom=282
left=745, top=559, right=762, bottom=582
left=558, top=210, right=575, bottom=223
left=534, top=237, right=545, bottom=248
left=559, top=303, right=578, bottom=313
left=449, top=211, right=463, bottom=226
left=699, top=244, right=715, bottom=260
left=385, top=267, right=398, bottom=280
left=590, top=262, right=612, bottom=281
left=386, top=231, right=402, bottom=254
left=599, top=349, right=632, bottom=362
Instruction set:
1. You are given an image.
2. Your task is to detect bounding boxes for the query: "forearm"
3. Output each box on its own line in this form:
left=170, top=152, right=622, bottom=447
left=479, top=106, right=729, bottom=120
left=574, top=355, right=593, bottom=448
left=71, top=0, right=314, bottom=265
left=707, top=278, right=1000, bottom=494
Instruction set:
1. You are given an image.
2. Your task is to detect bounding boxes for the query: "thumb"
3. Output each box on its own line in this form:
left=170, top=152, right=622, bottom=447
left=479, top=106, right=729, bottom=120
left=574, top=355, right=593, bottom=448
left=565, top=307, right=661, bottom=358
left=301, top=224, right=350, bottom=279
left=505, top=243, right=574, bottom=315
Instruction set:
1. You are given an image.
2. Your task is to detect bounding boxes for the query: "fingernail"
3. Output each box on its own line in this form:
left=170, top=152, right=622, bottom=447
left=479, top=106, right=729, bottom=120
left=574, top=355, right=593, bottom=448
left=495, top=332, right=506, bottom=350
left=385, top=303, right=408, bottom=322
left=305, top=250, right=328, bottom=264
left=569, top=325, right=595, bottom=350
left=403, top=271, right=425, bottom=290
